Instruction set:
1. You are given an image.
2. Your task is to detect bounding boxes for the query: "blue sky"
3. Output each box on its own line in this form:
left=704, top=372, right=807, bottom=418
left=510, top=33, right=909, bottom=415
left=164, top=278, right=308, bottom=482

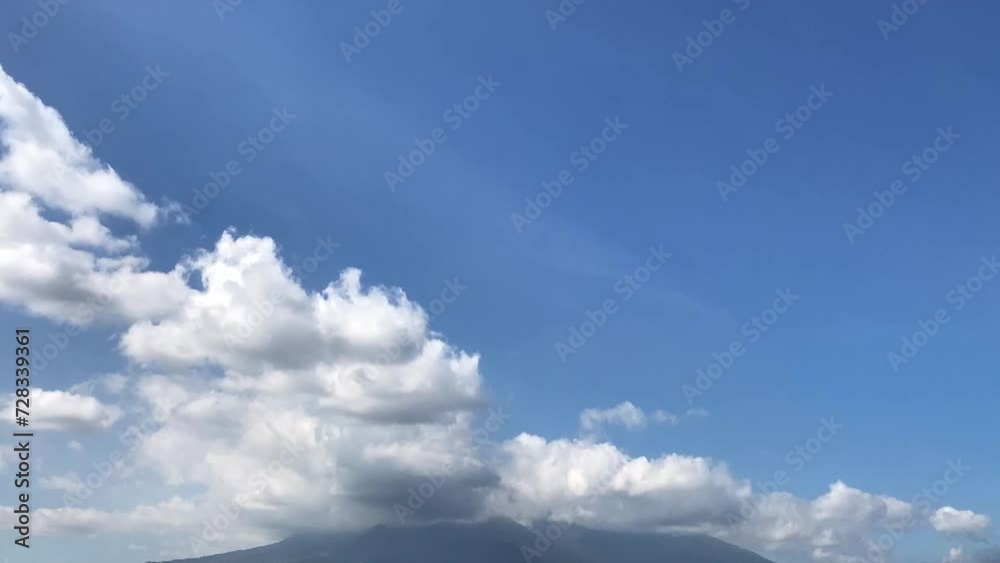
left=1, top=1, right=998, bottom=562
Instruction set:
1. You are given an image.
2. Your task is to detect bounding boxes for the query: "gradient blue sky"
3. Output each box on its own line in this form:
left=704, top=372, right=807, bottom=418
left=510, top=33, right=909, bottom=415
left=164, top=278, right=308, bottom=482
left=1, top=1, right=998, bottom=562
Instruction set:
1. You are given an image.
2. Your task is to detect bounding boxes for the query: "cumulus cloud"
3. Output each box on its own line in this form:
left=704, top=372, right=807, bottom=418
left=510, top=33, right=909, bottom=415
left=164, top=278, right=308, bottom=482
left=483, top=437, right=970, bottom=563
left=488, top=433, right=747, bottom=530
left=728, top=481, right=922, bottom=561
left=932, top=507, right=991, bottom=539
left=120, top=232, right=483, bottom=424
left=0, top=65, right=190, bottom=324
left=4, top=388, right=121, bottom=431
left=0, top=68, right=158, bottom=224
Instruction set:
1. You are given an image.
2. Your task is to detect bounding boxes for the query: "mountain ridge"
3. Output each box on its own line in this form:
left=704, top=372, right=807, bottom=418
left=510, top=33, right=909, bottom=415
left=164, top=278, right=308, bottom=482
left=149, top=517, right=776, bottom=563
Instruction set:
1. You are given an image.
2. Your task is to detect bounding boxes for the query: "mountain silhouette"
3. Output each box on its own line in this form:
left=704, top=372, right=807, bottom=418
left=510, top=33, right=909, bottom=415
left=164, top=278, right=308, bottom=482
left=150, top=518, right=775, bottom=563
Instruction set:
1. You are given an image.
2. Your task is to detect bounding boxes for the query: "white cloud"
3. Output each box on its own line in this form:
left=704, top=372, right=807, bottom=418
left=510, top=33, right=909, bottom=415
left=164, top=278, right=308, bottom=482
left=932, top=507, right=991, bottom=539
left=579, top=401, right=676, bottom=435
left=652, top=410, right=680, bottom=425
left=119, top=233, right=426, bottom=370
left=488, top=433, right=746, bottom=529
left=577, top=403, right=709, bottom=436
left=580, top=401, right=647, bottom=432
left=0, top=66, right=158, bottom=224
left=0, top=66, right=191, bottom=325
left=729, top=481, right=921, bottom=559
left=5, top=389, right=122, bottom=431
left=67, top=440, right=83, bottom=452
left=100, top=373, right=129, bottom=394
left=119, top=232, right=483, bottom=424
left=943, top=546, right=965, bottom=563
left=486, top=437, right=985, bottom=563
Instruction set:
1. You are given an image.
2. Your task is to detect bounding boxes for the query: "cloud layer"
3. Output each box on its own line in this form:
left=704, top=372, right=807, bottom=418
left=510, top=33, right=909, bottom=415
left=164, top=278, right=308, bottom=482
left=932, top=507, right=992, bottom=539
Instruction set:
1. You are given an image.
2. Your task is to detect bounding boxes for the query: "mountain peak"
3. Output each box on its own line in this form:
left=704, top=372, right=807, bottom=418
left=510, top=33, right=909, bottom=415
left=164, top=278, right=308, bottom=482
left=153, top=518, right=774, bottom=563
